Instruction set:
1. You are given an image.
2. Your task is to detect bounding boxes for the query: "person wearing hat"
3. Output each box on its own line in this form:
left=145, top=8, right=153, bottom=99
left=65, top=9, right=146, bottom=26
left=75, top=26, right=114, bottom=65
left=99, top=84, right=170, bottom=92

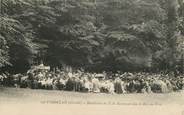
left=59, top=77, right=66, bottom=90
left=27, top=72, right=34, bottom=89
left=114, top=77, right=123, bottom=94
left=92, top=77, right=100, bottom=93
left=83, top=78, right=90, bottom=92
left=74, top=75, right=82, bottom=92
left=108, top=79, right=115, bottom=94
left=65, top=77, right=75, bottom=91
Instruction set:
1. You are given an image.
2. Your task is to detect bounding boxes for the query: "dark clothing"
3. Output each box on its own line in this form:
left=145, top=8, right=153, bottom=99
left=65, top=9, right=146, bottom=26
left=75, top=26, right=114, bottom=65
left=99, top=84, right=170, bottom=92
left=114, top=82, right=123, bottom=94
left=65, top=78, right=75, bottom=91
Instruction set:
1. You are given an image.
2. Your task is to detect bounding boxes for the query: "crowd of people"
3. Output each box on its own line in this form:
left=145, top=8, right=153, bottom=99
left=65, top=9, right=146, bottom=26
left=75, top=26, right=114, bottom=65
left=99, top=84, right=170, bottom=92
left=0, top=65, right=184, bottom=94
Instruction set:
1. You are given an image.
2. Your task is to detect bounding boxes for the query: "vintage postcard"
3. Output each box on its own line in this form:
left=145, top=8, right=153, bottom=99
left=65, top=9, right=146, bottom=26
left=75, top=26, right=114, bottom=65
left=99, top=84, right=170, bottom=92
left=0, top=0, right=184, bottom=115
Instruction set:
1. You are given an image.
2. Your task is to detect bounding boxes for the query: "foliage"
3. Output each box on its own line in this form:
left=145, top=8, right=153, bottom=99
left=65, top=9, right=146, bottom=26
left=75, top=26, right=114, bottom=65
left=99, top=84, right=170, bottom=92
left=0, top=0, right=183, bottom=73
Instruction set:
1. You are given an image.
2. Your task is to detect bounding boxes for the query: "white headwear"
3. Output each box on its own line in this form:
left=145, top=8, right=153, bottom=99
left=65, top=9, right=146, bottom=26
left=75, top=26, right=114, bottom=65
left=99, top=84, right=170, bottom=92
left=68, top=72, right=73, bottom=78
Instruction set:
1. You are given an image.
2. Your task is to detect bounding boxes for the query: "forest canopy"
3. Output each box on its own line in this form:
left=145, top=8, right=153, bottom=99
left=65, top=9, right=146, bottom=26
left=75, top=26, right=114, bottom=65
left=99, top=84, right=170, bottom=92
left=0, top=0, right=184, bottom=73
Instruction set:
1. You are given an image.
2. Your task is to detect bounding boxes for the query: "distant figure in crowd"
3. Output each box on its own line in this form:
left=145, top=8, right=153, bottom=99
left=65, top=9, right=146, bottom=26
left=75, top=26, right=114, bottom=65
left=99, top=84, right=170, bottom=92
left=1, top=68, right=184, bottom=94
left=114, top=77, right=123, bottom=94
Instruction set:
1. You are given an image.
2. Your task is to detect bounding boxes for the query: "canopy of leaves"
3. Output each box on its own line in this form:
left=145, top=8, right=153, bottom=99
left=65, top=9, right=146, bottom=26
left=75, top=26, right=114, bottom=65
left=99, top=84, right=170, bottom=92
left=0, top=0, right=183, bottom=73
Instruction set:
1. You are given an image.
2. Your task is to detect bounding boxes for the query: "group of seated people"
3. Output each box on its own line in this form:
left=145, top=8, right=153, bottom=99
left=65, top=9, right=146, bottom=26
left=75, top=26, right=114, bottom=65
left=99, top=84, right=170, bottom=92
left=0, top=69, right=184, bottom=94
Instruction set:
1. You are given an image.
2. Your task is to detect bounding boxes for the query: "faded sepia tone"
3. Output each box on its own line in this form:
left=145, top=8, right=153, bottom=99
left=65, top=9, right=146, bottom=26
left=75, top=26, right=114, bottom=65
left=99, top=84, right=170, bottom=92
left=0, top=0, right=184, bottom=115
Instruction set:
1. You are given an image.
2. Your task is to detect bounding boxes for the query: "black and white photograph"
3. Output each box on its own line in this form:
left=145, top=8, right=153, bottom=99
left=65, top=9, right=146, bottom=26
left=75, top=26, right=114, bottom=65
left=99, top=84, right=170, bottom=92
left=0, top=0, right=184, bottom=115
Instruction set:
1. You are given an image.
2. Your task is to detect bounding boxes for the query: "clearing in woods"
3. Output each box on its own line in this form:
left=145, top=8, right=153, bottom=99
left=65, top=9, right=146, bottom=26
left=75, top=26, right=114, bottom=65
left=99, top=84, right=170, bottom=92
left=0, top=87, right=184, bottom=105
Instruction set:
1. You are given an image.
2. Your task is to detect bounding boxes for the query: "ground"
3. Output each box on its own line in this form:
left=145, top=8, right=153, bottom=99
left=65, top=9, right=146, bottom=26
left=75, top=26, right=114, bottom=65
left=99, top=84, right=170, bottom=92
left=0, top=87, right=184, bottom=105
left=1, top=88, right=184, bottom=115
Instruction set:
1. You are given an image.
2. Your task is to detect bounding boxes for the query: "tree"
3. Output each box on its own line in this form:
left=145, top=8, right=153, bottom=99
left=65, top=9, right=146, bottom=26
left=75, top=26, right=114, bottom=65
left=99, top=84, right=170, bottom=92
left=0, top=0, right=36, bottom=72
left=0, top=0, right=182, bottom=73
